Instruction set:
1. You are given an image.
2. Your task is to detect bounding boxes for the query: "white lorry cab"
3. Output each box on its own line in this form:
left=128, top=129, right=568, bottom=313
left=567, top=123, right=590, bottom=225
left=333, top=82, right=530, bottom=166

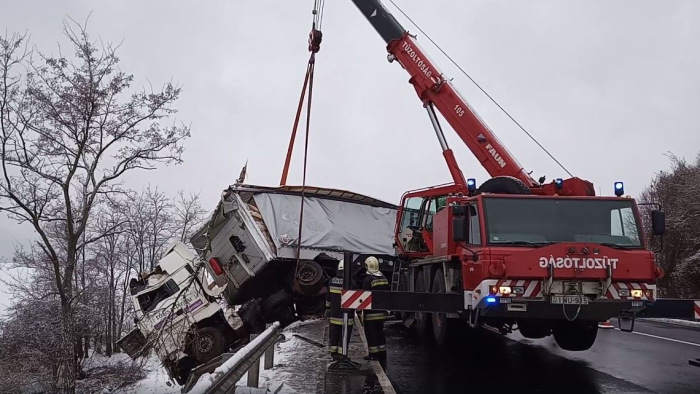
left=117, top=242, right=252, bottom=385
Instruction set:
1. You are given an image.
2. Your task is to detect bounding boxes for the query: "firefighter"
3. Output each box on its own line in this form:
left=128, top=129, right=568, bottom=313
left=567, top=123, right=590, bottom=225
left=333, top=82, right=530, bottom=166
left=361, top=256, right=389, bottom=368
left=326, top=259, right=354, bottom=360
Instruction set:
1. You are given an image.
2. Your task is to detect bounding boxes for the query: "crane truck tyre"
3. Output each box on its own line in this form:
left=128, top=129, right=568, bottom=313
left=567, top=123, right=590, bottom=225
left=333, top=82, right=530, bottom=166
left=517, top=319, right=552, bottom=339
left=431, top=268, right=449, bottom=346
left=552, top=320, right=598, bottom=351
left=414, top=269, right=431, bottom=337
left=190, top=327, right=226, bottom=364
left=477, top=176, right=531, bottom=195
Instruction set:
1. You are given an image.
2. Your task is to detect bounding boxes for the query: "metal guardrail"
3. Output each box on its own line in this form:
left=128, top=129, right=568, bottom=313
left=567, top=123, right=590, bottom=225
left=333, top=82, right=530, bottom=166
left=185, top=321, right=285, bottom=394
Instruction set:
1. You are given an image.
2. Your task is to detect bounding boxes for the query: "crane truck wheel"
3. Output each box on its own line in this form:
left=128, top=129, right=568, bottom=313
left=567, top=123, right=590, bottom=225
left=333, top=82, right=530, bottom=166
left=477, top=176, right=531, bottom=195
left=517, top=319, right=552, bottom=339
left=431, top=268, right=449, bottom=346
left=552, top=320, right=598, bottom=351
left=414, top=268, right=431, bottom=337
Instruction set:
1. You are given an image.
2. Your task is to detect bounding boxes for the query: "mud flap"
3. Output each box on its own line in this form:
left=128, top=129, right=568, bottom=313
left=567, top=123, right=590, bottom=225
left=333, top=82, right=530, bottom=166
left=617, top=310, right=636, bottom=332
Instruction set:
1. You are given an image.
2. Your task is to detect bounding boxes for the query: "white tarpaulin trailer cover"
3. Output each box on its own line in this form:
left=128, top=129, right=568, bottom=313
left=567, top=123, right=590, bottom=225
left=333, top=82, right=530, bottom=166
left=252, top=191, right=397, bottom=256
left=189, top=184, right=400, bottom=259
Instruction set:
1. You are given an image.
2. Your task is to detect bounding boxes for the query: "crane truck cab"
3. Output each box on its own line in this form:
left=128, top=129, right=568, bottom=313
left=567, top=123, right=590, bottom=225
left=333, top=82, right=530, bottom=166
left=116, top=242, right=252, bottom=385
left=393, top=179, right=665, bottom=351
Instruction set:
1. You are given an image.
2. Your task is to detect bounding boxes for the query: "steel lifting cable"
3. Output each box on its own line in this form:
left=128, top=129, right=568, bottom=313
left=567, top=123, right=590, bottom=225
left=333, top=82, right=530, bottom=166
left=285, top=2, right=324, bottom=285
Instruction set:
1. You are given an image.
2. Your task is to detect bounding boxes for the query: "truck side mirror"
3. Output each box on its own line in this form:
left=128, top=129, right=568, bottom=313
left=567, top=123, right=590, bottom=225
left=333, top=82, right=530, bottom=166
left=651, top=210, right=665, bottom=236
left=452, top=205, right=468, bottom=242
left=452, top=216, right=467, bottom=242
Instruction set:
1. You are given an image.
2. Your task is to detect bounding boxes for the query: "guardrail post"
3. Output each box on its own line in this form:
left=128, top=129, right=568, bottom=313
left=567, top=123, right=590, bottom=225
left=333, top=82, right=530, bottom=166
left=247, top=333, right=260, bottom=388
left=264, top=344, right=275, bottom=370
left=264, top=323, right=275, bottom=370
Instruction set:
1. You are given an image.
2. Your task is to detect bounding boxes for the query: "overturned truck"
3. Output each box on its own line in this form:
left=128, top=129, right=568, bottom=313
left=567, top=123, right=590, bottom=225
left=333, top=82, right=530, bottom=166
left=118, top=183, right=400, bottom=385
left=190, top=183, right=399, bottom=323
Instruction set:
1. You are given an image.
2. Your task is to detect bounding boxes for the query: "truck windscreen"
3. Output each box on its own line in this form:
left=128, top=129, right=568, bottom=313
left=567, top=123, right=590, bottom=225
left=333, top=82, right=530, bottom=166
left=482, top=197, right=642, bottom=248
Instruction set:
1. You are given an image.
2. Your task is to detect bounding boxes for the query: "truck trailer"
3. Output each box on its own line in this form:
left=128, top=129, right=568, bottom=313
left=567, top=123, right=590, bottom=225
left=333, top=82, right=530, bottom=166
left=189, top=183, right=401, bottom=321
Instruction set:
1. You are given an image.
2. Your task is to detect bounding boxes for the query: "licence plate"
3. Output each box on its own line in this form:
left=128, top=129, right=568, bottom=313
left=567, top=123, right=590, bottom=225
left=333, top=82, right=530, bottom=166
left=550, top=295, right=589, bottom=305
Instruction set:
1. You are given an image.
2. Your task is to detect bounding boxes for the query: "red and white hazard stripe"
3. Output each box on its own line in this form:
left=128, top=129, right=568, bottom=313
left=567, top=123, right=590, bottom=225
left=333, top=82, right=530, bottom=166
left=495, top=279, right=544, bottom=298
left=341, top=290, right=373, bottom=310
left=694, top=300, right=700, bottom=321
left=605, top=282, right=655, bottom=301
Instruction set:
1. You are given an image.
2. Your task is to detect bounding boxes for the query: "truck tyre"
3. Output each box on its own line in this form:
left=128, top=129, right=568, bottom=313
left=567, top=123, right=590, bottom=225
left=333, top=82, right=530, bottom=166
left=261, top=290, right=295, bottom=324
left=552, top=320, right=598, bottom=351
left=414, top=268, right=431, bottom=337
left=191, top=327, right=226, bottom=363
left=296, top=260, right=325, bottom=295
left=431, top=268, right=449, bottom=346
left=517, top=319, right=551, bottom=339
left=478, top=176, right=531, bottom=195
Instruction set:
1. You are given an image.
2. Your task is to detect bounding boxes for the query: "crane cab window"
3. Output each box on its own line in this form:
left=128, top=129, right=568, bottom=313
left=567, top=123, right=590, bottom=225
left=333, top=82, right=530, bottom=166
left=398, top=196, right=433, bottom=252
left=424, top=196, right=448, bottom=231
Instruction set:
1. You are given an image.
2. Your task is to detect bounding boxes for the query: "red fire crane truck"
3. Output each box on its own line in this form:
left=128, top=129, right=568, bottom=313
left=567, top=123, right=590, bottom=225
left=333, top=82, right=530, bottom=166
left=340, top=0, right=666, bottom=351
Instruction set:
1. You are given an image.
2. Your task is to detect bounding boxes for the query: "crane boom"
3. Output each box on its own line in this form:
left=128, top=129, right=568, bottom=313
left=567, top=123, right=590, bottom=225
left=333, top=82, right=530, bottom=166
left=350, top=0, right=595, bottom=196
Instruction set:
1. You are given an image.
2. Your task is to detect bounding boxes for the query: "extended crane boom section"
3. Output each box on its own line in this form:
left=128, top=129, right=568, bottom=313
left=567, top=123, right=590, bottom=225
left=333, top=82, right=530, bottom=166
left=350, top=0, right=595, bottom=197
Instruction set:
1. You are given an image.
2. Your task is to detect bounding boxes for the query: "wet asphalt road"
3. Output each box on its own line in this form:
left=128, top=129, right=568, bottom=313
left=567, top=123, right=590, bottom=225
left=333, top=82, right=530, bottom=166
left=383, top=319, right=700, bottom=394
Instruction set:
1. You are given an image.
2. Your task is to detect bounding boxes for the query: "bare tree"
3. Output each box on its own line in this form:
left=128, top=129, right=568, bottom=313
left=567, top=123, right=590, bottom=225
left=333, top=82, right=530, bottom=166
left=639, top=152, right=700, bottom=298
left=0, top=18, right=190, bottom=393
left=173, top=189, right=208, bottom=243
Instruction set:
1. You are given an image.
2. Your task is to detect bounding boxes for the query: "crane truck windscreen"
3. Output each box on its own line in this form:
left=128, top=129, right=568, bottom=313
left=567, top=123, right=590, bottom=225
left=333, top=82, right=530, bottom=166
left=482, top=197, right=642, bottom=248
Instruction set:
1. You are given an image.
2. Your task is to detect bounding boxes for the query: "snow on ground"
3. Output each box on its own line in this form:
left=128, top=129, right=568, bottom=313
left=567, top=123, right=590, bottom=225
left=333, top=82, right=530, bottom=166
left=111, top=355, right=181, bottom=394
left=642, top=318, right=700, bottom=329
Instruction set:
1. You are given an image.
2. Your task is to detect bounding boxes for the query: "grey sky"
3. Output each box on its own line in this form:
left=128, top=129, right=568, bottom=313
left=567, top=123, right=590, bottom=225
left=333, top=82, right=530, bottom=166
left=1, top=0, right=699, bottom=311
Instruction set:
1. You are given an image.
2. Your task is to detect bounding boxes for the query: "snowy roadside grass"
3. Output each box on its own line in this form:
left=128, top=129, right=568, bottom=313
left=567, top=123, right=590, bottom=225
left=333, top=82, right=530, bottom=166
left=74, top=352, right=150, bottom=393
left=641, top=318, right=700, bottom=329
left=109, top=355, right=181, bottom=394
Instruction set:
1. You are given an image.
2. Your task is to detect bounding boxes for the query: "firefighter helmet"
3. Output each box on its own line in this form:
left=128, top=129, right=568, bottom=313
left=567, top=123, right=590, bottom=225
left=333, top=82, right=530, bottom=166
left=337, top=259, right=344, bottom=273
left=364, top=256, right=380, bottom=275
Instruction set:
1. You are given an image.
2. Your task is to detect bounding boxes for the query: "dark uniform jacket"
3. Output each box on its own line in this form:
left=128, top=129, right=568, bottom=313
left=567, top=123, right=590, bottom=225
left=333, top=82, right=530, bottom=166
left=361, top=271, right=389, bottom=321
left=326, top=274, right=354, bottom=325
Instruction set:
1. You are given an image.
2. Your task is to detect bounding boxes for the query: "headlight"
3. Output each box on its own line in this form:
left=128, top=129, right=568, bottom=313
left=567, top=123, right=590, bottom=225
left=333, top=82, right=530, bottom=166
left=499, top=286, right=512, bottom=295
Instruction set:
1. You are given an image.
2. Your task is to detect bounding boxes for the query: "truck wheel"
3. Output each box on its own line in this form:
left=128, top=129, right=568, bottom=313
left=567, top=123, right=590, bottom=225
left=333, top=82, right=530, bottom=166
left=191, top=327, right=226, bottom=363
left=431, top=268, right=449, bottom=346
left=552, top=320, right=598, bottom=351
left=517, top=319, right=551, bottom=339
left=296, top=260, right=325, bottom=295
left=477, top=176, right=531, bottom=195
left=414, top=269, right=431, bottom=337
left=261, top=290, right=295, bottom=325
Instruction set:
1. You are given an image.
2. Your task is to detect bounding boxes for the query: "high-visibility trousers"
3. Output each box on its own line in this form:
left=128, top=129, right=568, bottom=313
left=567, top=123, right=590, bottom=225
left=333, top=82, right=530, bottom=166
left=328, top=315, right=354, bottom=355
